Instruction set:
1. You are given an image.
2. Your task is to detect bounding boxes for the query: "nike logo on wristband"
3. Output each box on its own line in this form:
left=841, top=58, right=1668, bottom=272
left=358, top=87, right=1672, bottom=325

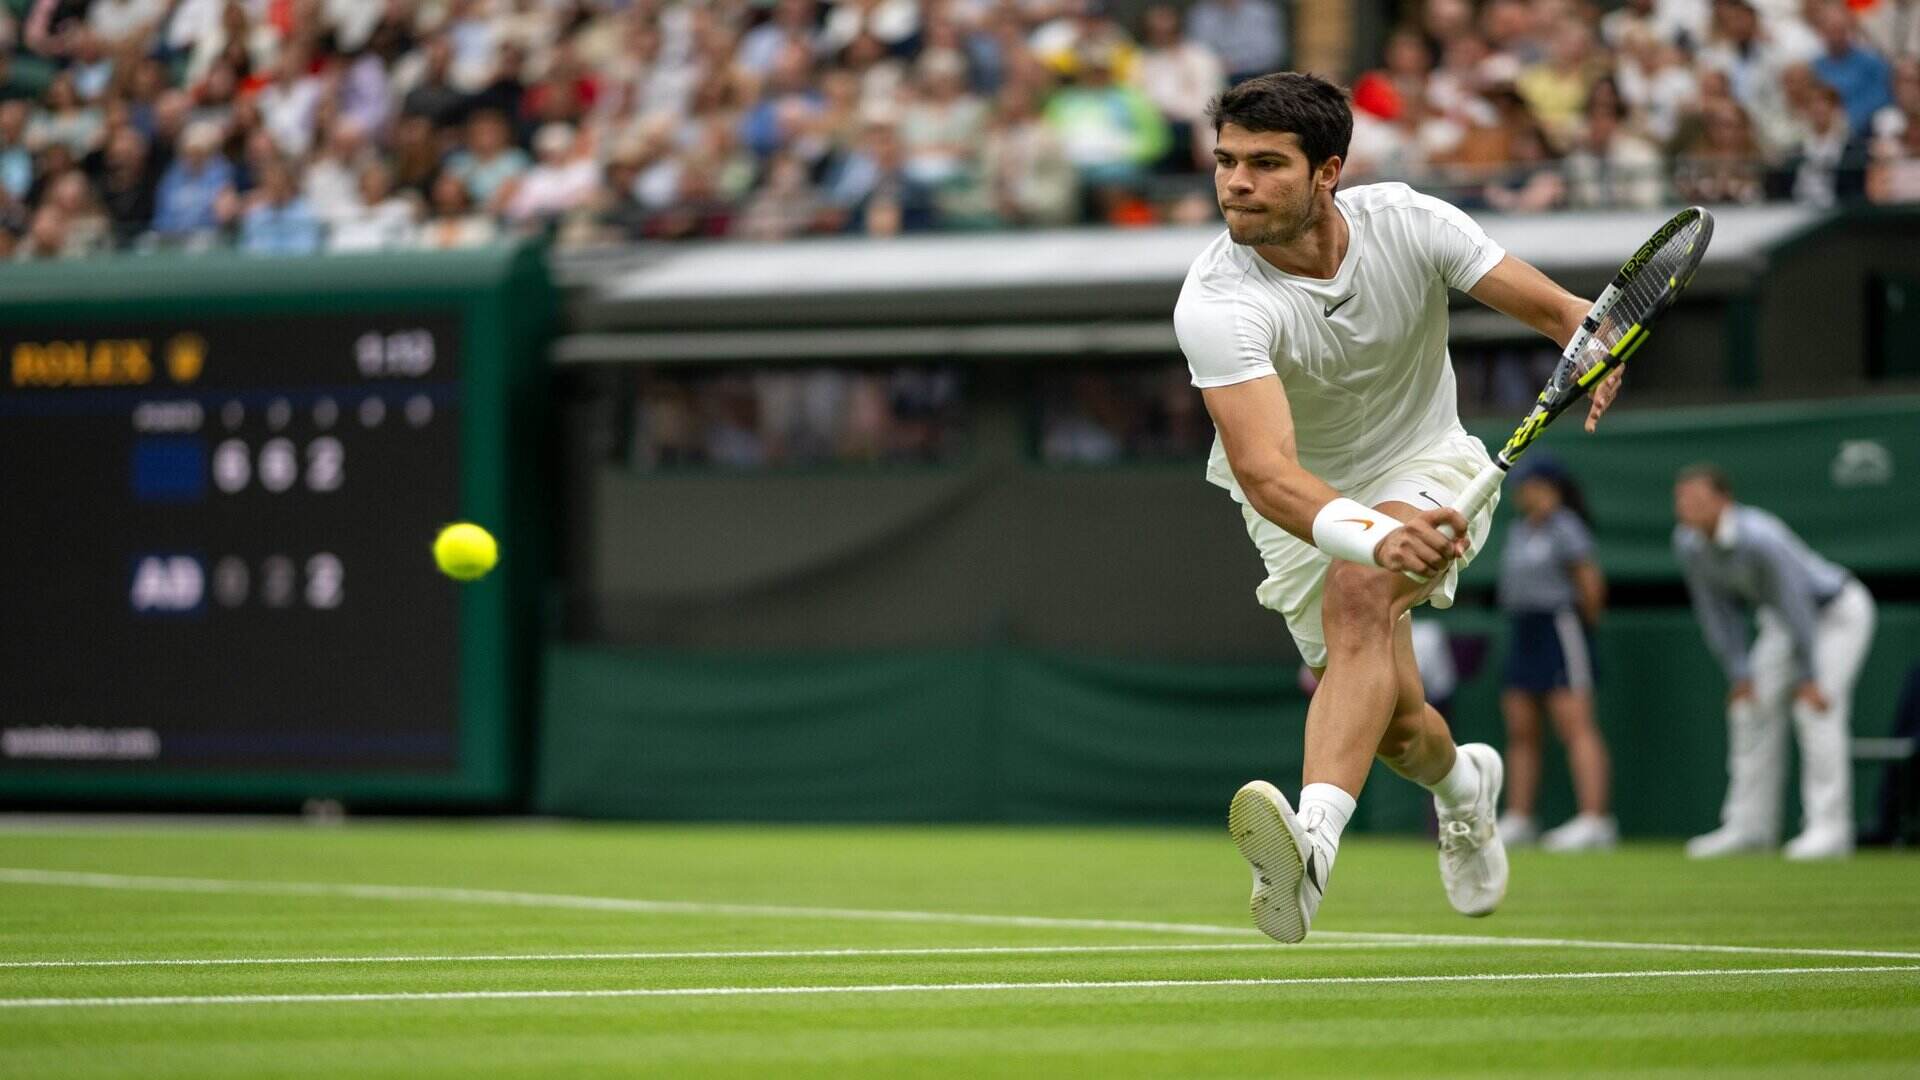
left=1336, top=518, right=1376, bottom=530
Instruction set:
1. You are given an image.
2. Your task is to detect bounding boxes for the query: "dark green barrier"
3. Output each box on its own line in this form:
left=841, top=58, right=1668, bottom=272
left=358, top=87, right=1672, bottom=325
left=538, top=603, right=1920, bottom=834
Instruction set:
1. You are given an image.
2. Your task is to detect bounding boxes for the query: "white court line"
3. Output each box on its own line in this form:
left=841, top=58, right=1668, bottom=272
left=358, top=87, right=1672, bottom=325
left=5, top=866, right=1919, bottom=963
left=4, top=964, right=1917, bottom=1010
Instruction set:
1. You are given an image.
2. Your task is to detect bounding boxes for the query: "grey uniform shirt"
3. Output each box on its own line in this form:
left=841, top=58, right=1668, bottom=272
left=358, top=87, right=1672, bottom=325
left=1497, top=508, right=1595, bottom=614
left=1673, top=504, right=1851, bottom=683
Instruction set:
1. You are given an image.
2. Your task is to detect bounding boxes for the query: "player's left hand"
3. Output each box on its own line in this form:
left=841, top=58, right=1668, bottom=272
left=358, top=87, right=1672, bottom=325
left=1795, top=680, right=1830, bottom=712
left=1584, top=367, right=1624, bottom=432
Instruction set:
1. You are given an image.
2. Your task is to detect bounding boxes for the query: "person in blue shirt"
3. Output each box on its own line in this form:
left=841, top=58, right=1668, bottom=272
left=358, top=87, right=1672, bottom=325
left=239, top=157, right=323, bottom=255
left=1811, top=2, right=1893, bottom=137
left=151, top=120, right=235, bottom=242
left=1495, top=457, right=1616, bottom=851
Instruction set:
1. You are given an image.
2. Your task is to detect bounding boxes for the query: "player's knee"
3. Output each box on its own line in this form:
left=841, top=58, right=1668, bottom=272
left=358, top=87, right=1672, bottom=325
left=1322, top=560, right=1399, bottom=639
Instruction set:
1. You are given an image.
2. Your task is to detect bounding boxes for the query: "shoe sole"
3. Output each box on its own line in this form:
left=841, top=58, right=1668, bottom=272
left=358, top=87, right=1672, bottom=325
left=1228, top=780, right=1308, bottom=944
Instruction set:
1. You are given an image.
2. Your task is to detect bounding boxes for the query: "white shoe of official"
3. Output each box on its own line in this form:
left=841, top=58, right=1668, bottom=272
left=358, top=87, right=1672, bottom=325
left=1783, top=826, right=1854, bottom=861
left=1497, top=812, right=1539, bottom=847
left=1229, top=780, right=1325, bottom=944
left=1436, top=743, right=1508, bottom=918
left=1685, top=825, right=1773, bottom=859
left=1541, top=813, right=1619, bottom=853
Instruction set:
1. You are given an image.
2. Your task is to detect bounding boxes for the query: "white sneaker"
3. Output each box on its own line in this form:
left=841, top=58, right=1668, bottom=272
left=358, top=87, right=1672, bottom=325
left=1783, top=826, right=1853, bottom=861
left=1541, top=813, right=1619, bottom=852
left=1436, top=743, right=1508, bottom=918
left=1685, top=825, right=1774, bottom=859
left=1497, top=813, right=1539, bottom=847
left=1228, top=780, right=1325, bottom=944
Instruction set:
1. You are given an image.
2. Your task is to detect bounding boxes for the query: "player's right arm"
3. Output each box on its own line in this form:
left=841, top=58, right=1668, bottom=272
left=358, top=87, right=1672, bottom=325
left=1198, top=375, right=1466, bottom=577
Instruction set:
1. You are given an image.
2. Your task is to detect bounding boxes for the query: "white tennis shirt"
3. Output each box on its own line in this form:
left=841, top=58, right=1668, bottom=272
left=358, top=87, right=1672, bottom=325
left=1174, top=181, right=1506, bottom=501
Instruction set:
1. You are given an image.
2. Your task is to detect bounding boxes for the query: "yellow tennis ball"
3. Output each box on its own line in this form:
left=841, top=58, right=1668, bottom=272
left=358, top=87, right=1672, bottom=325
left=433, top=522, right=498, bottom=581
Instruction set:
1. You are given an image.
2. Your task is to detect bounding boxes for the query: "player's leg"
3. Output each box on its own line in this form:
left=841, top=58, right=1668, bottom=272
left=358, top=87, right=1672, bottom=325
left=1499, top=689, right=1544, bottom=844
left=1786, top=582, right=1877, bottom=859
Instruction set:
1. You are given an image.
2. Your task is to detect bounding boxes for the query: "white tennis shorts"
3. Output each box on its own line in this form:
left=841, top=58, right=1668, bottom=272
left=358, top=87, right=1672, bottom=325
left=1238, top=431, right=1500, bottom=669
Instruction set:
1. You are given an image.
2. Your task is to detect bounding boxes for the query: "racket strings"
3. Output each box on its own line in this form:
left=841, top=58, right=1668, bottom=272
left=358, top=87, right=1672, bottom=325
left=1590, top=217, right=1709, bottom=352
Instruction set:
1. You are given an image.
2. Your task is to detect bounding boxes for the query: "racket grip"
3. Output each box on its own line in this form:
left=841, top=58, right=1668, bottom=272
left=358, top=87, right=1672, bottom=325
left=1401, top=463, right=1506, bottom=584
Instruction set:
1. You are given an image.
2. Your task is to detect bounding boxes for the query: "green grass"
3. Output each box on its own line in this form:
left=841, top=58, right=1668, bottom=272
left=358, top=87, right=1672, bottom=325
left=1, top=822, right=1917, bottom=1077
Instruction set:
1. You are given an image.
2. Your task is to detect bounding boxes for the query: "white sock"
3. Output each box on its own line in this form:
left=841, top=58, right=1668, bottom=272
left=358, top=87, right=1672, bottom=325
left=1297, top=782, right=1356, bottom=876
left=1426, top=749, right=1481, bottom=810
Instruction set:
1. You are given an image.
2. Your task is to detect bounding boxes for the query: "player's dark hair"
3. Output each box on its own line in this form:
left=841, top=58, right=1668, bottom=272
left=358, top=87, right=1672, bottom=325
left=1677, top=463, right=1733, bottom=495
left=1207, top=72, right=1352, bottom=176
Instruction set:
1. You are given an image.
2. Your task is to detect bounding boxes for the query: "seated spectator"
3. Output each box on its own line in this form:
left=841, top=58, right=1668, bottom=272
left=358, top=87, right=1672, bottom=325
left=504, top=122, right=602, bottom=226
left=820, top=0, right=919, bottom=57
left=898, top=48, right=986, bottom=187
left=972, top=81, right=1078, bottom=227
left=28, top=72, right=104, bottom=156
left=304, top=119, right=370, bottom=226
left=1482, top=120, right=1567, bottom=212
left=445, top=109, right=531, bottom=213
left=1811, top=1, right=1893, bottom=136
left=329, top=161, right=420, bottom=251
left=1044, top=42, right=1170, bottom=188
left=1868, top=59, right=1920, bottom=202
left=1787, top=78, right=1869, bottom=204
left=150, top=119, right=235, bottom=242
left=741, top=42, right=827, bottom=160
left=0, top=101, right=33, bottom=202
left=259, top=45, right=326, bottom=158
left=87, top=0, right=167, bottom=50
left=43, top=168, right=108, bottom=254
left=823, top=116, right=937, bottom=235
left=1185, top=0, right=1285, bottom=85
left=1673, top=96, right=1768, bottom=202
left=15, top=203, right=71, bottom=260
left=416, top=169, right=499, bottom=249
left=1615, top=25, right=1700, bottom=144
left=1566, top=79, right=1668, bottom=208
left=95, top=125, right=156, bottom=247
left=399, top=38, right=470, bottom=131
left=1137, top=3, right=1226, bottom=171
left=735, top=151, right=828, bottom=240
left=1517, top=23, right=1607, bottom=142
left=738, top=0, right=823, bottom=77
left=239, top=157, right=324, bottom=254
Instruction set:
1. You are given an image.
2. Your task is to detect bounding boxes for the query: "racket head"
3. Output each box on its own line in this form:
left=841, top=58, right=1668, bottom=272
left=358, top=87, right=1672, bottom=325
left=1495, top=206, right=1715, bottom=466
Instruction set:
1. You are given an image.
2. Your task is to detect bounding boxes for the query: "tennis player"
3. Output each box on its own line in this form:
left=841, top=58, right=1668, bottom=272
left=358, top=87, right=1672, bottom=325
left=1176, top=73, right=1623, bottom=942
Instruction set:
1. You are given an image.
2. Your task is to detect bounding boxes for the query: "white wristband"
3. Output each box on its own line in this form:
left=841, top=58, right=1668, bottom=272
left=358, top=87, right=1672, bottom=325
left=1311, top=497, right=1392, bottom=567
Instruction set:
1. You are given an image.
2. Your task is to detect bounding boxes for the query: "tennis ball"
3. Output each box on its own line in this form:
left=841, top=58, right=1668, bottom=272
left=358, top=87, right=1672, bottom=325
left=433, top=522, right=498, bottom=582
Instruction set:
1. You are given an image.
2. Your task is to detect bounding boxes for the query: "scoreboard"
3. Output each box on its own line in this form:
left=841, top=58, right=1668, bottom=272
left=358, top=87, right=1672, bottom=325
left=0, top=250, right=548, bottom=806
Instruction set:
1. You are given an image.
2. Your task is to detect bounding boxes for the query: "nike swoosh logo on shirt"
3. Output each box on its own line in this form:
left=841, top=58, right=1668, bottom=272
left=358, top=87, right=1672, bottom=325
left=1323, top=294, right=1357, bottom=317
left=1418, top=490, right=1443, bottom=508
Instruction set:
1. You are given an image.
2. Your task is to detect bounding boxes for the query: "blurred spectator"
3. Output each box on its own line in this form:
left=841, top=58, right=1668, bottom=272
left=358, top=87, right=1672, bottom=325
left=1787, top=78, right=1869, bottom=204
left=739, top=0, right=823, bottom=76
left=1565, top=79, right=1667, bottom=208
left=821, top=0, right=920, bottom=56
left=28, top=72, right=103, bottom=156
left=151, top=120, right=235, bottom=243
left=16, top=203, right=71, bottom=260
left=94, top=125, right=154, bottom=246
left=1045, top=43, right=1169, bottom=188
left=1137, top=3, right=1226, bottom=171
left=741, top=42, right=826, bottom=159
left=417, top=169, right=498, bottom=248
left=0, top=101, right=33, bottom=202
left=304, top=119, right=368, bottom=225
left=1868, top=58, right=1920, bottom=200
left=328, top=161, right=419, bottom=251
left=899, top=48, right=986, bottom=186
left=399, top=38, right=469, bottom=130
left=825, top=116, right=938, bottom=235
left=260, top=46, right=327, bottom=158
left=44, top=168, right=107, bottom=254
left=1482, top=119, right=1567, bottom=212
left=1861, top=0, right=1920, bottom=59
left=736, top=151, right=828, bottom=240
left=504, top=122, right=602, bottom=226
left=1674, top=96, right=1768, bottom=202
left=1185, top=0, right=1286, bottom=85
left=1811, top=1, right=1894, bottom=135
left=445, top=109, right=530, bottom=213
left=1615, top=25, right=1701, bottom=144
left=969, top=81, right=1078, bottom=226
left=1517, top=22, right=1607, bottom=141
left=239, top=156, right=324, bottom=254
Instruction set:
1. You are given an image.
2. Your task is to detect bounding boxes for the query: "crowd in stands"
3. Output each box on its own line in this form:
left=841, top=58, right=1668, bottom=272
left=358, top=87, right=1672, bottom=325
left=1, top=0, right=1918, bottom=259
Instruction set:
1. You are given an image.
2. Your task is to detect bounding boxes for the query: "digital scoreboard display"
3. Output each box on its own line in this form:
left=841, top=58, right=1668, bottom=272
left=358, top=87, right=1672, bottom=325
left=0, top=314, right=467, bottom=780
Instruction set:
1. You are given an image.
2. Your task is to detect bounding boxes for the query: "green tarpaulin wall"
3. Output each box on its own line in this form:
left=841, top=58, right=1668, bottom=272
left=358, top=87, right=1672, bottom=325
left=537, top=606, right=1920, bottom=834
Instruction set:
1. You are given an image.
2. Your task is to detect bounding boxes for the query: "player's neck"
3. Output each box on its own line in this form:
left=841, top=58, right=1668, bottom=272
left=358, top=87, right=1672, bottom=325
left=1251, top=195, right=1348, bottom=280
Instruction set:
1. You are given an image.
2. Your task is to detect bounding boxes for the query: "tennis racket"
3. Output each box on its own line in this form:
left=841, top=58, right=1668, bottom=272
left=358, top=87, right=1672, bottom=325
left=1408, top=205, right=1715, bottom=580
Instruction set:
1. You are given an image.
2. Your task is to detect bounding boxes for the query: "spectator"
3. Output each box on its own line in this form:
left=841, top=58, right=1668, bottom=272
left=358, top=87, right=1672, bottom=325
left=87, top=0, right=165, bottom=49
left=1674, top=96, right=1768, bottom=202
left=1787, top=77, right=1869, bottom=204
left=239, top=156, right=323, bottom=254
left=445, top=108, right=530, bottom=212
left=304, top=119, right=369, bottom=226
left=16, top=203, right=70, bottom=260
left=0, top=101, right=33, bottom=202
left=820, top=0, right=920, bottom=56
left=258, top=45, right=325, bottom=158
left=1566, top=79, right=1667, bottom=208
left=44, top=168, right=108, bottom=254
left=95, top=124, right=154, bottom=246
left=739, top=0, right=822, bottom=76
left=416, top=168, right=498, bottom=249
left=328, top=160, right=419, bottom=251
left=504, top=122, right=602, bottom=226
left=1136, top=3, right=1226, bottom=171
left=898, top=48, right=987, bottom=186
left=1185, top=0, right=1285, bottom=85
left=1811, top=1, right=1894, bottom=135
left=1483, top=119, right=1567, bottom=212
left=151, top=119, right=235, bottom=243
left=1044, top=42, right=1169, bottom=188
left=1518, top=22, right=1607, bottom=141
left=1868, top=58, right=1920, bottom=201
left=969, top=80, right=1078, bottom=226
left=741, top=42, right=826, bottom=159
left=29, top=72, right=104, bottom=156
left=735, top=151, right=828, bottom=240
left=399, top=38, right=468, bottom=130
left=1861, top=0, right=1920, bottom=60
left=824, top=116, right=938, bottom=235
